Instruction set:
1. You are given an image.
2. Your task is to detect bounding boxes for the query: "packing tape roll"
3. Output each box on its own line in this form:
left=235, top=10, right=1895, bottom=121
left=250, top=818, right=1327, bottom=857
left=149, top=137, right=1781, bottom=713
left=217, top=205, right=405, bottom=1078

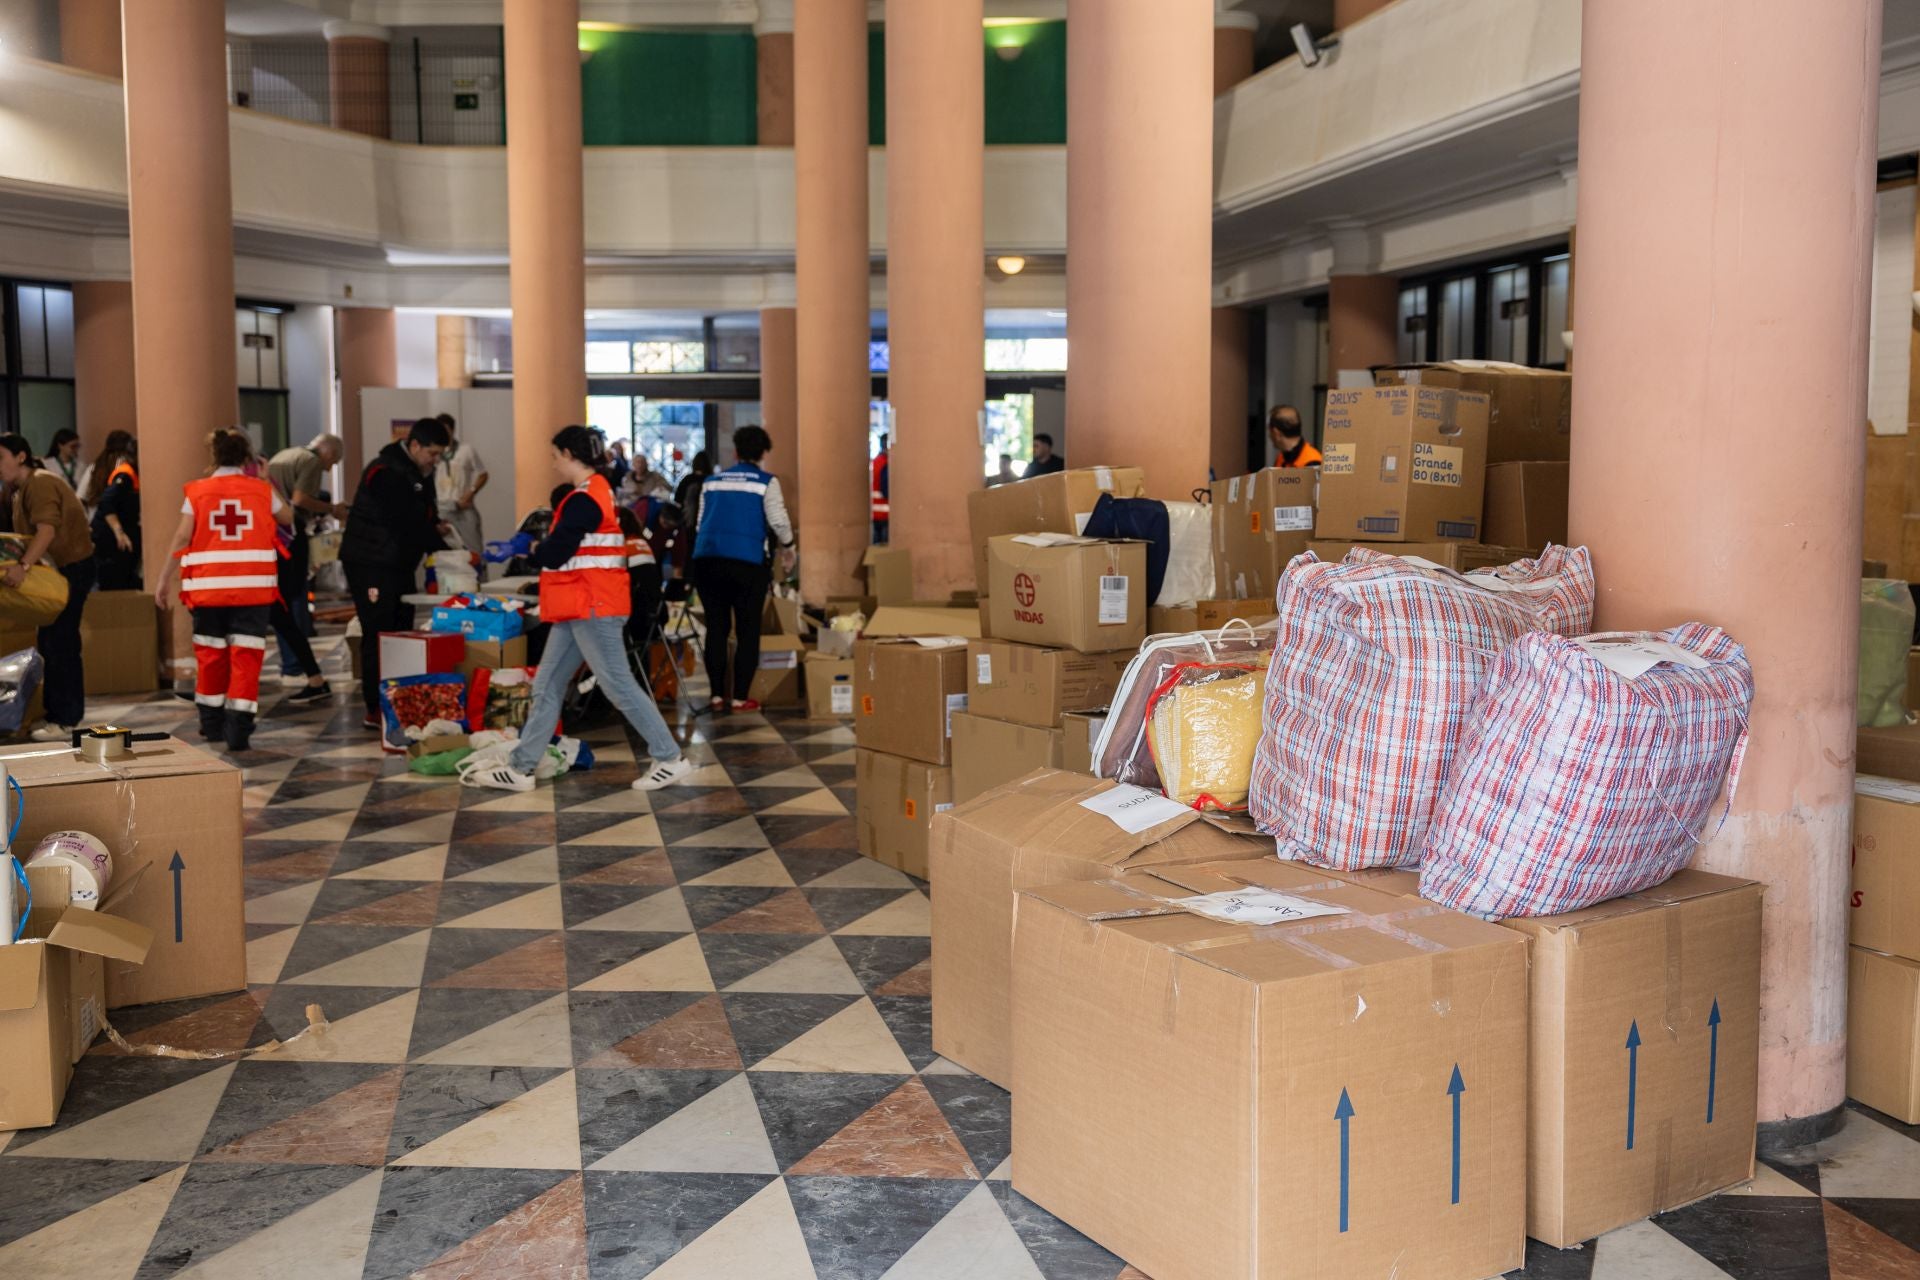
left=24, top=830, right=112, bottom=909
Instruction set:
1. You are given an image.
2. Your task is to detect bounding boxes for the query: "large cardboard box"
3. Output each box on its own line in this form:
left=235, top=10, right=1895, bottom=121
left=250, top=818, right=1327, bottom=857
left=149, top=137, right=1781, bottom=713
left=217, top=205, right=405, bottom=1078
left=1852, top=776, right=1920, bottom=961
left=966, top=640, right=1131, bottom=729
left=928, top=769, right=1266, bottom=1087
left=3, top=738, right=245, bottom=1008
left=985, top=535, right=1147, bottom=654
left=1374, top=361, right=1572, bottom=464
left=803, top=653, right=856, bottom=719
left=1011, top=858, right=1527, bottom=1280
left=1195, top=598, right=1278, bottom=630
left=455, top=635, right=529, bottom=679
left=860, top=546, right=915, bottom=606
left=1211, top=469, right=1316, bottom=600
left=1481, top=461, right=1570, bottom=552
left=80, top=590, right=159, bottom=695
left=748, top=635, right=805, bottom=708
left=1316, top=385, right=1490, bottom=543
left=1864, top=432, right=1912, bottom=576
left=1306, top=539, right=1530, bottom=573
left=1327, top=864, right=1762, bottom=1246
left=0, top=867, right=152, bottom=1131
left=1849, top=946, right=1920, bottom=1122
left=1148, top=604, right=1200, bottom=633
left=1061, top=711, right=1106, bottom=774
left=1859, top=722, right=1920, bottom=784
left=950, top=711, right=1063, bottom=804
left=966, top=466, right=1148, bottom=585
left=853, top=638, right=969, bottom=765
left=855, top=748, right=950, bottom=879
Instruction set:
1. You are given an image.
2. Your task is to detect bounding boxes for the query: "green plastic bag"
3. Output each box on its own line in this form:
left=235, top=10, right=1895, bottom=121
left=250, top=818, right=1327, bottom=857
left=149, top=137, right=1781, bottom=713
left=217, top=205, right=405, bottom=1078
left=408, top=746, right=475, bottom=776
left=1859, top=579, right=1914, bottom=728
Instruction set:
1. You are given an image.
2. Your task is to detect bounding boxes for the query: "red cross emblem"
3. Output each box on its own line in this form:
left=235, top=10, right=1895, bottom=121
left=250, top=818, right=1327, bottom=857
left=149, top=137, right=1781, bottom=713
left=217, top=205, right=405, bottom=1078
left=1013, top=572, right=1036, bottom=607
left=209, top=499, right=254, bottom=541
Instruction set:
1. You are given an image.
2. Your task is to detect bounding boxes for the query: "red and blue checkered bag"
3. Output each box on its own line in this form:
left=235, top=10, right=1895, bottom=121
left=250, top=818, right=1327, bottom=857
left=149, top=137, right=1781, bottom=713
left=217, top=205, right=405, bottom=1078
left=1418, top=623, right=1752, bottom=918
left=1248, top=544, right=1595, bottom=869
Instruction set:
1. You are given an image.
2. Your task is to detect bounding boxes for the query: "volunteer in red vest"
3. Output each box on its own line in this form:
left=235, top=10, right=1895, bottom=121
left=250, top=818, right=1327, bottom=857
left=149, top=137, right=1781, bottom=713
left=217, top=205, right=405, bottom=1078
left=463, top=426, right=692, bottom=794
left=870, top=433, right=890, bottom=544
left=1268, top=404, right=1323, bottom=468
left=153, top=429, right=292, bottom=753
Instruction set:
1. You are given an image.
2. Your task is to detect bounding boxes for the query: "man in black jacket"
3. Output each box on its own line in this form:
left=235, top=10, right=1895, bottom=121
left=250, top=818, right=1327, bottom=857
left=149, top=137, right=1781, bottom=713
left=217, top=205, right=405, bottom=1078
left=341, top=418, right=450, bottom=726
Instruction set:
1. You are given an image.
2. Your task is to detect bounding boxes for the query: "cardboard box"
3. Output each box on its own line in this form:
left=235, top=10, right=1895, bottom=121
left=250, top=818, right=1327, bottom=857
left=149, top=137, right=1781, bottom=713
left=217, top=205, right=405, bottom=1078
left=1859, top=721, right=1920, bottom=784
left=855, top=748, right=950, bottom=879
left=928, top=769, right=1267, bottom=1086
left=985, top=535, right=1147, bottom=654
left=1148, top=604, right=1199, bottom=633
left=1326, top=864, right=1762, bottom=1246
left=1061, top=711, right=1106, bottom=774
left=1211, top=469, right=1317, bottom=600
left=966, top=640, right=1131, bottom=729
left=1195, top=598, right=1278, bottom=630
left=748, top=635, right=805, bottom=708
left=454, top=635, right=529, bottom=679
left=1374, top=361, right=1572, bottom=464
left=0, top=867, right=152, bottom=1131
left=1011, top=858, right=1527, bottom=1280
left=966, top=466, right=1149, bottom=585
left=760, top=593, right=811, bottom=638
left=866, top=606, right=981, bottom=639
left=977, top=597, right=992, bottom=638
left=80, top=590, right=159, bottom=695
left=804, top=653, right=856, bottom=719
left=1849, top=946, right=1920, bottom=1122
left=1481, top=461, right=1570, bottom=552
left=853, top=638, right=970, bottom=765
left=1306, top=539, right=1531, bottom=574
left=950, top=711, right=1064, bottom=804
left=379, top=630, right=465, bottom=680
left=1316, top=385, right=1490, bottom=543
left=1852, top=776, right=1920, bottom=961
left=860, top=547, right=915, bottom=607
left=2, top=737, right=245, bottom=1008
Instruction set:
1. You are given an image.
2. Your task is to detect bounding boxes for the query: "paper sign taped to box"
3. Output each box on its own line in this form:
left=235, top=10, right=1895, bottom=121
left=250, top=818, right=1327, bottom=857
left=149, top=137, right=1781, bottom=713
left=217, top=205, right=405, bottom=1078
left=1176, top=888, right=1350, bottom=926
left=1078, top=783, right=1192, bottom=834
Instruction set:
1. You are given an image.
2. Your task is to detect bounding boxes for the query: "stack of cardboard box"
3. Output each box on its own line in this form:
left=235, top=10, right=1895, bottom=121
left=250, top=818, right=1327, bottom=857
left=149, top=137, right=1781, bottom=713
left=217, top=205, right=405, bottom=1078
left=1848, top=774, right=1920, bottom=1121
left=852, top=637, right=968, bottom=876
left=1196, top=466, right=1318, bottom=626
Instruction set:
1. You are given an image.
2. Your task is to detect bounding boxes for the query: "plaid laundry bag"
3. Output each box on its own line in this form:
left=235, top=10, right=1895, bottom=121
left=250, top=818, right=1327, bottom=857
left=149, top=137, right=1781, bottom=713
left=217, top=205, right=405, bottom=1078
left=1248, top=544, right=1595, bottom=869
left=1418, top=623, right=1752, bottom=919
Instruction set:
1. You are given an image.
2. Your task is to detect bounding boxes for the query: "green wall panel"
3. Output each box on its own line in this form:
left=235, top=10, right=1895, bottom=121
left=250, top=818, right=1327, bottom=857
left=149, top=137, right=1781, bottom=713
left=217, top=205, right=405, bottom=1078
left=580, top=29, right=759, bottom=146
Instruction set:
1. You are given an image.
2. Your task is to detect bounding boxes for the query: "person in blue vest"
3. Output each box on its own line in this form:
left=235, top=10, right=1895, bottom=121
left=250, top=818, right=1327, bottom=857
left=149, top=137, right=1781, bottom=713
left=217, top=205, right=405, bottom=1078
left=690, top=426, right=794, bottom=713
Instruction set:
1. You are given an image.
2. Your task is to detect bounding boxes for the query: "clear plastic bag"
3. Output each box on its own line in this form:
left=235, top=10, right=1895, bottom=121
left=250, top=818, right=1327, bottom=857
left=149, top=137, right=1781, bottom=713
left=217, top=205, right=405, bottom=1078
left=0, top=647, right=44, bottom=733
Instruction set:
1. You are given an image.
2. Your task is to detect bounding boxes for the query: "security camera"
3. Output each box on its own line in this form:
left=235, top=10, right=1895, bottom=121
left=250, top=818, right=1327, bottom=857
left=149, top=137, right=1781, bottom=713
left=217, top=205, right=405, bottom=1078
left=1291, top=22, right=1339, bottom=69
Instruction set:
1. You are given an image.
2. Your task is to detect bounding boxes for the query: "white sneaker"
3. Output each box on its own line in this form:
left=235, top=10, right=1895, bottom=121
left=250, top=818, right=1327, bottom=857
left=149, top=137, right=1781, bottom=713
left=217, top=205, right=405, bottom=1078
left=30, top=722, right=76, bottom=743
left=633, top=756, right=695, bottom=791
left=462, top=762, right=535, bottom=792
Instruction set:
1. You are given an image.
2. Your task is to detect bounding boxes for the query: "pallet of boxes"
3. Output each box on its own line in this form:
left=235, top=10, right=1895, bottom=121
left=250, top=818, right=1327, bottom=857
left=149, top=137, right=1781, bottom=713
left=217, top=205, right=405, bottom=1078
left=928, top=444, right=1766, bottom=1276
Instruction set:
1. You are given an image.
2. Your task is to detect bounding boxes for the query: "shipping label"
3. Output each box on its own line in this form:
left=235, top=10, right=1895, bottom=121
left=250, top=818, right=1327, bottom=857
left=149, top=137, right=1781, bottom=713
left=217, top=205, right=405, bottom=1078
left=830, top=684, right=853, bottom=715
left=1228, top=475, right=1242, bottom=503
left=1321, top=443, right=1357, bottom=476
left=976, top=653, right=992, bottom=685
left=1097, top=575, right=1130, bottom=625
left=945, top=693, right=968, bottom=737
left=1410, top=442, right=1466, bottom=487
left=1272, top=505, right=1314, bottom=531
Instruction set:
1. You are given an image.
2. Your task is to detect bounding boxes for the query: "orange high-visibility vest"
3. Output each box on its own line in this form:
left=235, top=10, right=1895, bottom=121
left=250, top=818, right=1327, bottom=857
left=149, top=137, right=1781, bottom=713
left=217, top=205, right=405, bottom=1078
left=180, top=474, right=280, bottom=608
left=539, top=474, right=631, bottom=623
left=107, top=460, right=139, bottom=491
left=1279, top=442, right=1324, bottom=469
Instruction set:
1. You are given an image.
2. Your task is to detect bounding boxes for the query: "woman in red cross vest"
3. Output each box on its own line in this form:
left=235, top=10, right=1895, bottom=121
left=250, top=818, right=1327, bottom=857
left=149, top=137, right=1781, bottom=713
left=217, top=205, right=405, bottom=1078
left=153, top=430, right=291, bottom=752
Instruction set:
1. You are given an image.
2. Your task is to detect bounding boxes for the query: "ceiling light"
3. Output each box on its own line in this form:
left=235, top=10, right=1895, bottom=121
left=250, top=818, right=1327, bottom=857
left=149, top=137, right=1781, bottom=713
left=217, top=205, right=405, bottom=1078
left=996, top=256, right=1027, bottom=276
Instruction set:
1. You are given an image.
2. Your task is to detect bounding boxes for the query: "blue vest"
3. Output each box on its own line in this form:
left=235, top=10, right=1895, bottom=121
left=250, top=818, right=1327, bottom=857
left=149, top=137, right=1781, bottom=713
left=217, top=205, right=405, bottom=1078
left=694, top=463, right=774, bottom=564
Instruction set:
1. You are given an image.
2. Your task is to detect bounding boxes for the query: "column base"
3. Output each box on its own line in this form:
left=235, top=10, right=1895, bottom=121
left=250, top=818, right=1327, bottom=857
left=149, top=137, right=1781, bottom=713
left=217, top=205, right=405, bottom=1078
left=1755, top=1103, right=1846, bottom=1162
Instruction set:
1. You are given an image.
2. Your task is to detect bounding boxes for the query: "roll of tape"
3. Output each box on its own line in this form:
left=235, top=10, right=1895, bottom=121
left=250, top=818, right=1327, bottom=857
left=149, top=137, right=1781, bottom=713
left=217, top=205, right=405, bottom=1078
left=25, top=830, right=112, bottom=909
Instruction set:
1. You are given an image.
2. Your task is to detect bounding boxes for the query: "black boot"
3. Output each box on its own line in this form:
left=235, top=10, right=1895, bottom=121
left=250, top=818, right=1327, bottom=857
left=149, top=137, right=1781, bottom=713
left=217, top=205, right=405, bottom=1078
left=198, top=705, right=225, bottom=742
left=223, top=709, right=255, bottom=753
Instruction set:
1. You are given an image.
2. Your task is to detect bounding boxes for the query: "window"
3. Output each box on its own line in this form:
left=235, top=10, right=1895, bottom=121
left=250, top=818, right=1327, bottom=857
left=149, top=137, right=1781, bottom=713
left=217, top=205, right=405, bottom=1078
left=15, top=285, right=74, bottom=379
left=235, top=307, right=284, bottom=390
left=1485, top=264, right=1530, bottom=365
left=633, top=340, right=706, bottom=374
left=2, top=280, right=78, bottom=450
left=1540, top=254, right=1571, bottom=367
left=985, top=337, right=1068, bottom=372
left=1389, top=245, right=1571, bottom=370
left=1436, top=276, right=1476, bottom=361
left=1397, top=285, right=1428, bottom=365
left=868, top=340, right=890, bottom=373
left=585, top=341, right=632, bottom=374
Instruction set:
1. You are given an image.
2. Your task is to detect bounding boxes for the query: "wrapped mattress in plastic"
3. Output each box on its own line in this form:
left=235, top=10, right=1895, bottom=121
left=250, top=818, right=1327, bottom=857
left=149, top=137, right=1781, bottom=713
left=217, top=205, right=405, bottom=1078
left=1247, top=544, right=1595, bottom=869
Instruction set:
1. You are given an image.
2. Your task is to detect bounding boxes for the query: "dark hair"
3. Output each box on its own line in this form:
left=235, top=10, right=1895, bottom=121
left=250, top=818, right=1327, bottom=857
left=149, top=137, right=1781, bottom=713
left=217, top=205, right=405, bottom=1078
left=552, top=425, right=610, bottom=471
left=50, top=429, right=79, bottom=451
left=1033, top=433, right=1054, bottom=448
left=691, top=450, right=712, bottom=476
left=407, top=418, right=451, bottom=448
left=436, top=412, right=456, bottom=432
left=0, top=434, right=37, bottom=467
left=733, top=426, right=772, bottom=463
left=83, top=429, right=137, bottom=504
left=616, top=505, right=644, bottom=538
left=1269, top=404, right=1303, bottom=432
left=209, top=429, right=252, bottom=469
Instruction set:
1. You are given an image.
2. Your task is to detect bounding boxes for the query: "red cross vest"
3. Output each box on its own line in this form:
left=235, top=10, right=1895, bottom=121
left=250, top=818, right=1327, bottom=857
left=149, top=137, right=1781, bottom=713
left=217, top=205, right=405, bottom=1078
left=540, top=474, right=630, bottom=623
left=180, top=474, right=280, bottom=608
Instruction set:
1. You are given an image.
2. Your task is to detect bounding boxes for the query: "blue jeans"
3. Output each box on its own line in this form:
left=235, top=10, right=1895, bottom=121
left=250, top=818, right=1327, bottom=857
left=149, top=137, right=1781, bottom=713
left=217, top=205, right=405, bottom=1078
left=509, top=614, right=682, bottom=774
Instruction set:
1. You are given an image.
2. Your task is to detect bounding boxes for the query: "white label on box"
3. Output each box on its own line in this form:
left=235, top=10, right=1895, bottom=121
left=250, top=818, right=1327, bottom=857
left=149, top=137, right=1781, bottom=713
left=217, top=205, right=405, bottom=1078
left=1228, top=476, right=1242, bottom=503
left=976, top=653, right=992, bottom=685
left=935, top=802, right=953, bottom=813
left=1322, top=443, right=1357, bottom=476
left=1079, top=783, right=1192, bottom=834
left=1572, top=637, right=1713, bottom=681
left=830, top=684, right=854, bottom=714
left=759, top=650, right=800, bottom=669
left=1094, top=466, right=1114, bottom=491
left=945, top=693, right=968, bottom=737
left=1073, top=510, right=1093, bottom=534
left=1858, top=775, right=1920, bottom=804
left=77, top=995, right=99, bottom=1046
left=1097, top=575, right=1130, bottom=625
left=1176, top=888, right=1351, bottom=927
left=1273, top=505, right=1315, bottom=531
left=1410, top=442, right=1465, bottom=487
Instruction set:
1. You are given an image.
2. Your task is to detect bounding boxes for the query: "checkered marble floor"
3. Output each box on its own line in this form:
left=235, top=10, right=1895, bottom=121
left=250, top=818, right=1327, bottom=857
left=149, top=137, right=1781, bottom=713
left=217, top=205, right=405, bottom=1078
left=0, top=651, right=1915, bottom=1278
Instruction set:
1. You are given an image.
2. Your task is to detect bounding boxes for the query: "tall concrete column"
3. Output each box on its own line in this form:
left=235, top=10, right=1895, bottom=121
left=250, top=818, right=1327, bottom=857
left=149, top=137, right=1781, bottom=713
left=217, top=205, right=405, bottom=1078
left=759, top=306, right=800, bottom=528
left=323, top=21, right=391, bottom=140
left=337, top=307, right=397, bottom=491
left=121, top=0, right=237, bottom=647
left=1210, top=10, right=1260, bottom=482
left=436, top=315, right=470, bottom=389
left=1327, top=274, right=1399, bottom=378
left=886, top=0, right=984, bottom=596
left=70, top=281, right=136, bottom=459
left=59, top=0, right=120, bottom=77
left=1067, top=0, right=1213, bottom=500
left=1567, top=0, right=1879, bottom=1147
left=756, top=1, right=795, bottom=146
left=504, top=0, right=587, bottom=518
left=1213, top=8, right=1257, bottom=94
left=794, top=0, right=870, bottom=602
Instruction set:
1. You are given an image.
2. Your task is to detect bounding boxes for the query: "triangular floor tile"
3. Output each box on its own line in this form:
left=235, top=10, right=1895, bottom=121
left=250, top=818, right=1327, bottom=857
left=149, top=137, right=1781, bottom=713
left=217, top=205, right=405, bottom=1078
left=836, top=892, right=932, bottom=937
left=414, top=994, right=576, bottom=1068
left=560, top=790, right=658, bottom=815
left=407, top=1171, right=587, bottom=1280
left=172, top=1169, right=381, bottom=1280
left=878, top=1181, right=1043, bottom=1280
left=433, top=932, right=571, bottom=989
left=440, top=884, right=566, bottom=930
left=333, top=844, right=450, bottom=882
left=273, top=782, right=372, bottom=811
left=464, top=788, right=561, bottom=813
left=201, top=1067, right=403, bottom=1165
left=562, top=813, right=664, bottom=846
left=726, top=937, right=866, bottom=995
left=451, top=846, right=560, bottom=883
left=675, top=815, right=772, bottom=849
left=286, top=929, right=432, bottom=987
left=315, top=882, right=444, bottom=927
left=1592, top=1219, right=1733, bottom=1278
left=576, top=935, right=715, bottom=992
left=705, top=888, right=827, bottom=935
left=246, top=926, right=301, bottom=984
left=244, top=880, right=324, bottom=926
left=646, top=1178, right=817, bottom=1280
left=567, top=848, right=675, bottom=886
left=759, top=789, right=850, bottom=817
left=805, top=859, right=917, bottom=890
left=686, top=849, right=797, bottom=887
left=14, top=1064, right=235, bottom=1162
left=787, top=1176, right=974, bottom=1278
left=751, top=999, right=915, bottom=1075
left=591, top=1075, right=778, bottom=1175
left=788, top=1078, right=979, bottom=1179
left=356, top=811, right=458, bottom=843
left=393, top=1071, right=582, bottom=1170
left=364, top=1168, right=575, bottom=1280
left=573, top=887, right=695, bottom=933
left=584, top=994, right=742, bottom=1070
left=740, top=766, right=825, bottom=790
left=1817, top=1111, right=1920, bottom=1198
left=0, top=1163, right=185, bottom=1275
left=1829, top=1196, right=1920, bottom=1261
left=94, top=991, right=266, bottom=1058
left=579, top=1171, right=773, bottom=1275
left=265, top=990, right=419, bottom=1064
left=257, top=811, right=359, bottom=843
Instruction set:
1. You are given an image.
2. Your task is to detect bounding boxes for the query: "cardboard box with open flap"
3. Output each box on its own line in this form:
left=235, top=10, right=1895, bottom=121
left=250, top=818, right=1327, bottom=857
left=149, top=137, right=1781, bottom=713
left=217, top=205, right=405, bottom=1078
left=852, top=637, right=970, bottom=766
left=965, top=465, right=1148, bottom=585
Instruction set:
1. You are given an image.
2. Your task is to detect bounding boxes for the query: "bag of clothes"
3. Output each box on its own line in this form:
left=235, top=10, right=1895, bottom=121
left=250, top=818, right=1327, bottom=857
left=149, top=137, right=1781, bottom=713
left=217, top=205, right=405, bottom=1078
left=1248, top=544, right=1596, bottom=869
left=1418, top=624, right=1752, bottom=918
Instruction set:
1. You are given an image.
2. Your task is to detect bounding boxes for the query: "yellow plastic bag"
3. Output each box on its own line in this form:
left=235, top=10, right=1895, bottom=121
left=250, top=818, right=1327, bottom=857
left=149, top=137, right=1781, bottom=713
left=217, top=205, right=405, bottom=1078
left=0, top=535, right=68, bottom=627
left=1148, top=666, right=1266, bottom=810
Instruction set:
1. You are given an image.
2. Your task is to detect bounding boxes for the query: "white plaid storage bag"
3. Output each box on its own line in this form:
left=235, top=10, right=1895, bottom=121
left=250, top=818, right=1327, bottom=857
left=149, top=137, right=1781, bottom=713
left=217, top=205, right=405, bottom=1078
left=1248, top=544, right=1595, bottom=868
left=1418, top=623, right=1752, bottom=918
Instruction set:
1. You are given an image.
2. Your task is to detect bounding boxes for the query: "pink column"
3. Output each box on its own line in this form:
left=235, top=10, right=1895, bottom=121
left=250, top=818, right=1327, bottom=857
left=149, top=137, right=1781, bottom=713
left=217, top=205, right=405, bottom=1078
left=885, top=0, right=984, bottom=596
left=756, top=2, right=795, bottom=147
left=323, top=21, right=391, bottom=140
left=1327, top=274, right=1399, bottom=376
left=794, top=0, right=871, bottom=602
left=70, top=281, right=137, bottom=459
left=1066, top=0, right=1213, bottom=501
left=59, top=0, right=120, bottom=77
left=338, top=308, right=397, bottom=493
left=760, top=307, right=800, bottom=528
left=1209, top=11, right=1259, bottom=483
left=1567, top=0, right=1879, bottom=1145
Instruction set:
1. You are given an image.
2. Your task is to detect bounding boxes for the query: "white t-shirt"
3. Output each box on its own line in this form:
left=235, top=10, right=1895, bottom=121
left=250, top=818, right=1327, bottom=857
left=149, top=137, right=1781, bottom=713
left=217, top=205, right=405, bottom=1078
left=437, top=442, right=488, bottom=507
left=182, top=467, right=286, bottom=515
